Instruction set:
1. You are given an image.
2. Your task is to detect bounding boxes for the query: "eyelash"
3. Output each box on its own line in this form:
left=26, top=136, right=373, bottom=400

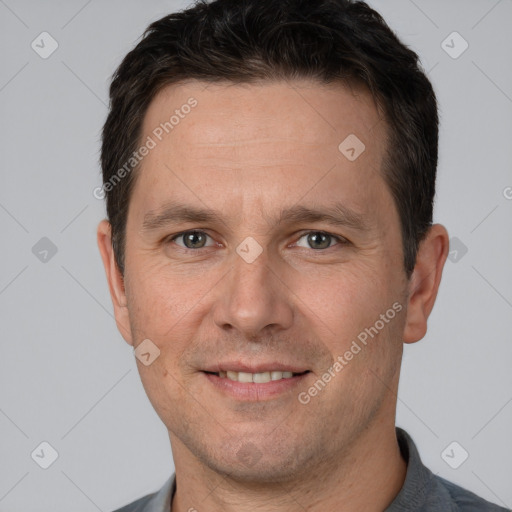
left=168, top=230, right=348, bottom=251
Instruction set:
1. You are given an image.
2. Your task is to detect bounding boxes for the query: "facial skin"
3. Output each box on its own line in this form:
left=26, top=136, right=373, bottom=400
left=98, top=79, right=449, bottom=511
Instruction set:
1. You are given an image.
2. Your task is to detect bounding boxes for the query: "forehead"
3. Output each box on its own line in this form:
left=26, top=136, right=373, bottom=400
left=132, top=79, right=391, bottom=225
left=144, top=79, right=384, bottom=151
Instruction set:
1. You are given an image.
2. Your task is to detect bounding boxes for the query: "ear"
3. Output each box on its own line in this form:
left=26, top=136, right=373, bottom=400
left=97, top=220, right=134, bottom=346
left=403, top=224, right=449, bottom=344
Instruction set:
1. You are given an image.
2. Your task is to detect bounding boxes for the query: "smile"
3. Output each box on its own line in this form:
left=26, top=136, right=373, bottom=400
left=202, top=370, right=311, bottom=401
left=208, top=370, right=309, bottom=383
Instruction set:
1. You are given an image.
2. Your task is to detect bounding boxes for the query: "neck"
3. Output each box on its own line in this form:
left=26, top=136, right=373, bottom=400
left=170, top=418, right=406, bottom=512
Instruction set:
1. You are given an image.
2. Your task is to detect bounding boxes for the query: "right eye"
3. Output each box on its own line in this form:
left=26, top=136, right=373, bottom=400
left=170, top=230, right=215, bottom=249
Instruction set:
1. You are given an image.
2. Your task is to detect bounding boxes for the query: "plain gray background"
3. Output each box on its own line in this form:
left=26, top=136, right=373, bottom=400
left=1, top=0, right=511, bottom=510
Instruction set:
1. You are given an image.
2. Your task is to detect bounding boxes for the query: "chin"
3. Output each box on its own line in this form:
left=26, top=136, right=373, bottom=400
left=198, top=438, right=313, bottom=485
left=211, top=459, right=300, bottom=485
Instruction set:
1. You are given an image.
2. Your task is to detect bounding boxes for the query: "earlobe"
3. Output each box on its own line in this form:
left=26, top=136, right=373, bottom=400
left=97, top=220, right=134, bottom=345
left=403, top=224, right=449, bottom=344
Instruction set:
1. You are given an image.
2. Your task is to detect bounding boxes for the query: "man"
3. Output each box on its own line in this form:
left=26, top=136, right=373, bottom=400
left=96, top=1, right=507, bottom=510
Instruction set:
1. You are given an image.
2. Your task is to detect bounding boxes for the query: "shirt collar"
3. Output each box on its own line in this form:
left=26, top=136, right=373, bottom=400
left=143, top=474, right=175, bottom=512
left=385, top=427, right=437, bottom=511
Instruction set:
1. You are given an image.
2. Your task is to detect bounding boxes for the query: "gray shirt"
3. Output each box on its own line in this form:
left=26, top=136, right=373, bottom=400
left=112, top=428, right=508, bottom=511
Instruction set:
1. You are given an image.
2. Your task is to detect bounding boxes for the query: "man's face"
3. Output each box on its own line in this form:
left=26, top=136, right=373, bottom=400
left=117, top=80, right=410, bottom=481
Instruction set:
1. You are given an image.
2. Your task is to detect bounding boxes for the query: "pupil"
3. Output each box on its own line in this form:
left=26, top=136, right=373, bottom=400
left=185, top=232, right=205, bottom=248
left=309, top=232, right=330, bottom=249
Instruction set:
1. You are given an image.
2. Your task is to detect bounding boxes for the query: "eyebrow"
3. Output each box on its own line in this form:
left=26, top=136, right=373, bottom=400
left=141, top=200, right=371, bottom=233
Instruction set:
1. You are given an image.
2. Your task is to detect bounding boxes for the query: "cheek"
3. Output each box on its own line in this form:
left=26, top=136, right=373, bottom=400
left=124, top=263, right=207, bottom=349
left=292, top=261, right=395, bottom=350
left=124, top=268, right=205, bottom=420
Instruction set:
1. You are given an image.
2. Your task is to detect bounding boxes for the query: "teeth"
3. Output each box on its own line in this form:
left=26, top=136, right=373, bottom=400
left=253, top=372, right=271, bottom=383
left=219, top=370, right=298, bottom=382
left=276, top=371, right=293, bottom=379
left=238, top=371, right=253, bottom=383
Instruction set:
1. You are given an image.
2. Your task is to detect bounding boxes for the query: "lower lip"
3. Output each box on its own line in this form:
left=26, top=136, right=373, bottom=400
left=203, top=372, right=310, bottom=401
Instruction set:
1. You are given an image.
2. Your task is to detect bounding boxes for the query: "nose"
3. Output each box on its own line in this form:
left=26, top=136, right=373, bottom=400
left=212, top=249, right=294, bottom=339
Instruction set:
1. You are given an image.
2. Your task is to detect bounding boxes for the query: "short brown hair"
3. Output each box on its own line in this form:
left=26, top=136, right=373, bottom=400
left=101, top=0, right=438, bottom=278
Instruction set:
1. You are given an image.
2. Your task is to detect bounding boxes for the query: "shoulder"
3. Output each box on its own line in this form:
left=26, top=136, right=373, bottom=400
left=111, top=491, right=157, bottom=512
left=432, top=475, right=509, bottom=512
left=110, top=474, right=175, bottom=512
left=389, top=429, right=509, bottom=512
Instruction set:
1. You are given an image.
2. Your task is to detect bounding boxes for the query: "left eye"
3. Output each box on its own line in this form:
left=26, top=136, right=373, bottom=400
left=171, top=231, right=215, bottom=249
left=295, top=231, right=343, bottom=250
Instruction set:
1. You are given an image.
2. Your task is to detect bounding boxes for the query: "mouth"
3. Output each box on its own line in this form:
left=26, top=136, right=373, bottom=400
left=204, top=370, right=310, bottom=383
left=201, top=367, right=312, bottom=401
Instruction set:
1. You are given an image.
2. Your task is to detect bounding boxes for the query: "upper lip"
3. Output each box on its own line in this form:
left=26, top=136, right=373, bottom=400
left=202, top=362, right=310, bottom=373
